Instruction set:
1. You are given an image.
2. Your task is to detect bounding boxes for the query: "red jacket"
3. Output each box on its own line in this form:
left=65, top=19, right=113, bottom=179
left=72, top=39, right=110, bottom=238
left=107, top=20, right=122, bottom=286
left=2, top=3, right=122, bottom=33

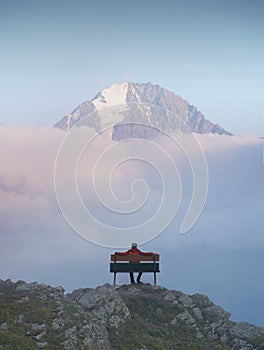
left=115, top=247, right=153, bottom=263
left=115, top=247, right=153, bottom=256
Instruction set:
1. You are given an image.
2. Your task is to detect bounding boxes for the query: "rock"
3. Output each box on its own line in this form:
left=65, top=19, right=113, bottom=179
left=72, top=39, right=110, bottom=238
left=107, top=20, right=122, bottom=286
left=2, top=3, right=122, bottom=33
left=232, top=338, right=253, bottom=349
left=124, top=286, right=142, bottom=296
left=205, top=305, right=231, bottom=320
left=170, top=317, right=178, bottom=325
left=34, top=331, right=46, bottom=340
left=0, top=323, right=7, bottom=330
left=36, top=342, right=48, bottom=348
left=207, top=322, right=220, bottom=340
left=156, top=307, right=163, bottom=315
left=192, top=293, right=212, bottom=307
left=108, top=314, right=121, bottom=328
left=178, top=294, right=195, bottom=308
left=65, top=326, right=77, bottom=338
left=196, top=329, right=204, bottom=339
left=55, top=286, right=65, bottom=294
left=80, top=320, right=110, bottom=349
left=18, top=296, right=29, bottom=303
left=193, top=307, right=203, bottom=320
left=31, top=323, right=47, bottom=332
left=16, top=282, right=39, bottom=292
left=164, top=291, right=179, bottom=304
left=15, top=314, right=24, bottom=324
left=61, top=338, right=77, bottom=350
left=52, top=318, right=65, bottom=330
left=220, top=334, right=228, bottom=343
left=177, top=311, right=196, bottom=326
left=230, top=322, right=264, bottom=339
left=151, top=285, right=164, bottom=290
left=69, top=284, right=130, bottom=328
left=4, top=279, right=12, bottom=285
left=15, top=281, right=64, bottom=297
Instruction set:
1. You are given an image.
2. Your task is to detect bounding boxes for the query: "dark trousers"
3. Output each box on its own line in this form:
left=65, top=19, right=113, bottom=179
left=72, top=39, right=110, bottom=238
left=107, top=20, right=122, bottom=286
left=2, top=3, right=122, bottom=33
left=130, top=272, right=143, bottom=284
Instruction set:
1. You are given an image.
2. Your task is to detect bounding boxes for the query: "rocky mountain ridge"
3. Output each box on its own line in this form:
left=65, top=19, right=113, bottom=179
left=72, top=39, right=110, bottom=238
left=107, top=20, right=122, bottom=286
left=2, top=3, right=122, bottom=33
left=54, top=82, right=232, bottom=139
left=1, top=279, right=264, bottom=350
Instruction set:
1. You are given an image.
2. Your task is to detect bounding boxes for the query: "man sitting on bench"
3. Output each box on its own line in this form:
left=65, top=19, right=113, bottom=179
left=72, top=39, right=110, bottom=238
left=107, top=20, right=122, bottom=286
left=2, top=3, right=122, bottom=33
left=115, top=243, right=153, bottom=284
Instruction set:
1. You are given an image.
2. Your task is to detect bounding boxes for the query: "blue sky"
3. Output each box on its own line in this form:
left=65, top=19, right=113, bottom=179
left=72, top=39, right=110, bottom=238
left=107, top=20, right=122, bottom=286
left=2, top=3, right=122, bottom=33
left=1, top=0, right=264, bottom=135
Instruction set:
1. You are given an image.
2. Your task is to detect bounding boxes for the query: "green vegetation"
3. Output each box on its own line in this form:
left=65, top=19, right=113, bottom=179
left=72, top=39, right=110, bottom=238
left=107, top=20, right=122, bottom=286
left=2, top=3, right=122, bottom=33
left=107, top=285, right=233, bottom=349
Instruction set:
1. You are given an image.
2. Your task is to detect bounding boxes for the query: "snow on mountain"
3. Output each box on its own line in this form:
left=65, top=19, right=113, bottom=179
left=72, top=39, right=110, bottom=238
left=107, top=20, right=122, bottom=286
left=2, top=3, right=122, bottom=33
left=54, top=82, right=232, bottom=138
left=92, top=82, right=128, bottom=110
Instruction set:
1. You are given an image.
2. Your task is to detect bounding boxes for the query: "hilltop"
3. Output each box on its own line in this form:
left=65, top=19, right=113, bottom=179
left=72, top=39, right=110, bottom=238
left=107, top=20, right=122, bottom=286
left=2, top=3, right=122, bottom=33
left=1, top=279, right=264, bottom=349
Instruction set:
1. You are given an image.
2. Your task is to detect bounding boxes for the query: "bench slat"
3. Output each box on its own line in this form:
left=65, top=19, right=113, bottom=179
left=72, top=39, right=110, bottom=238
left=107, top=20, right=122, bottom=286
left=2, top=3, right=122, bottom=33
left=110, top=262, right=160, bottom=273
left=111, top=254, right=159, bottom=262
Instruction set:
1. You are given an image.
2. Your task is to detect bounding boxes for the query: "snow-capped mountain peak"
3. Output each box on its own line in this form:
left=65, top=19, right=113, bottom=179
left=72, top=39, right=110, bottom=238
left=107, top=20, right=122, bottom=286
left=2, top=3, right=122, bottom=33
left=55, top=82, right=231, bottom=137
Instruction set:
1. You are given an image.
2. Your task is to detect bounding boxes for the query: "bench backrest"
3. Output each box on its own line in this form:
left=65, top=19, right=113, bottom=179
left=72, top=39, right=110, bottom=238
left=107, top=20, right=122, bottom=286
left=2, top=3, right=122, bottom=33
left=111, top=254, right=159, bottom=263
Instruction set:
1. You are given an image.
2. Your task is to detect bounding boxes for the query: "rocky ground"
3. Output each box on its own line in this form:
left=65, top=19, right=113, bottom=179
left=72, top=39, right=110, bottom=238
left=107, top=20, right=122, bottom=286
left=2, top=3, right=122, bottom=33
left=0, top=279, right=264, bottom=349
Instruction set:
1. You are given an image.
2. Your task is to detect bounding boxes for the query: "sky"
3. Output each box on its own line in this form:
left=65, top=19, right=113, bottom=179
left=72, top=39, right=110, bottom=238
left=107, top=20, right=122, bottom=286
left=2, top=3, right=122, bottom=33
left=1, top=0, right=264, bottom=135
left=1, top=0, right=264, bottom=328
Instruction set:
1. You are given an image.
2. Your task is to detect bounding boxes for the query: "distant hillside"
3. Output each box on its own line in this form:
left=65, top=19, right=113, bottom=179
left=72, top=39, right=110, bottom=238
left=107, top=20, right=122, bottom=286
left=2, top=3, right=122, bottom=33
left=1, top=279, right=264, bottom=349
left=54, top=82, right=232, bottom=139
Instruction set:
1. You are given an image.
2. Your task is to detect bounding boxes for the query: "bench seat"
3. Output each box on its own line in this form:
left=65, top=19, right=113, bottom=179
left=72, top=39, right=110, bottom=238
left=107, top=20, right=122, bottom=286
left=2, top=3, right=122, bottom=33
left=110, top=253, right=160, bottom=285
left=110, top=262, right=160, bottom=273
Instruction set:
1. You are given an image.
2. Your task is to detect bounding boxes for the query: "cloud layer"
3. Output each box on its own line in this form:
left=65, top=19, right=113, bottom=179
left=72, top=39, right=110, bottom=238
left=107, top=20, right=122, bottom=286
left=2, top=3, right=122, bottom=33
left=0, top=125, right=263, bottom=325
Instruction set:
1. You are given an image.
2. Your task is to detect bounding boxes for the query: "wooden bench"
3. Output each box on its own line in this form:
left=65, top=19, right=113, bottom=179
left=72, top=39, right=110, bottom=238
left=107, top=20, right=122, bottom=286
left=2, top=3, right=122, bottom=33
left=110, top=254, right=160, bottom=286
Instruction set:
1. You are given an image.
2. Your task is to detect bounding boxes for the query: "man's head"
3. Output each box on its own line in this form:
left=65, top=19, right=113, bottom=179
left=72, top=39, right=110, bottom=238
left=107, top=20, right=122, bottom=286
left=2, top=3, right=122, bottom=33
left=131, top=242, right=137, bottom=248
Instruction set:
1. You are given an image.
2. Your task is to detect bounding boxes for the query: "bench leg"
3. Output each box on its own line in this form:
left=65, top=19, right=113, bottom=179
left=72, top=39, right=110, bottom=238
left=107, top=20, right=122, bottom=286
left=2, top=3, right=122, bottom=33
left=154, top=272, right=156, bottom=286
left=114, top=272, right=117, bottom=286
